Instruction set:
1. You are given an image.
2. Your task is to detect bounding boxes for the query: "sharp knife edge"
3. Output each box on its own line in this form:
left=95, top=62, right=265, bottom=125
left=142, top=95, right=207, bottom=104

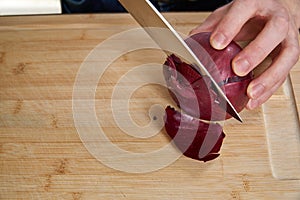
left=119, top=0, right=242, bottom=122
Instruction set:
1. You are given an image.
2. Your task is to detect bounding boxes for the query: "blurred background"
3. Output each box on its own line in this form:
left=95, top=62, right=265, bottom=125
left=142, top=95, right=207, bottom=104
left=61, top=0, right=232, bottom=13
left=0, top=0, right=232, bottom=16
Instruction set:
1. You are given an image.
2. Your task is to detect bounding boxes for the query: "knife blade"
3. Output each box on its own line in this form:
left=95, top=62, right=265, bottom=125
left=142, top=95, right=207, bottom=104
left=118, top=0, right=242, bottom=122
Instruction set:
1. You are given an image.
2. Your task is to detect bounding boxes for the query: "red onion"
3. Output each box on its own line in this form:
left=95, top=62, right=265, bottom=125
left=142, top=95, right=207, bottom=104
left=164, top=106, right=225, bottom=162
left=163, top=32, right=253, bottom=121
left=163, top=32, right=253, bottom=162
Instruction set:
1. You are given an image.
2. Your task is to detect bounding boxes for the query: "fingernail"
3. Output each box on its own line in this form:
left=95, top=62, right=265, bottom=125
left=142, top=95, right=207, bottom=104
left=249, top=83, right=265, bottom=99
left=233, top=58, right=250, bottom=76
left=211, top=33, right=226, bottom=50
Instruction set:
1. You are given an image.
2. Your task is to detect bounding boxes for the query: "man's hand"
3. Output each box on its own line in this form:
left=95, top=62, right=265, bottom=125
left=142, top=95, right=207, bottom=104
left=190, top=0, right=300, bottom=110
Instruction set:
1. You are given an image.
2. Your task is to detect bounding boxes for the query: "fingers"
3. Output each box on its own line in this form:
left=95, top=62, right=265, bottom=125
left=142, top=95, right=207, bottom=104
left=246, top=77, right=285, bottom=110
left=232, top=10, right=289, bottom=76
left=209, top=0, right=258, bottom=49
left=190, top=0, right=300, bottom=110
left=207, top=0, right=299, bottom=110
left=246, top=29, right=300, bottom=110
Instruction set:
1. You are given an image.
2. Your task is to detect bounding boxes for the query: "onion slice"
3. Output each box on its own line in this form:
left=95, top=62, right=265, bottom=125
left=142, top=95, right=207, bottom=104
left=164, top=106, right=225, bottom=162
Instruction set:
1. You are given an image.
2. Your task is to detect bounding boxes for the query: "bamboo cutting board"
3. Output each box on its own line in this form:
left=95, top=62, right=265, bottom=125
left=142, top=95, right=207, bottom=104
left=0, top=13, right=300, bottom=199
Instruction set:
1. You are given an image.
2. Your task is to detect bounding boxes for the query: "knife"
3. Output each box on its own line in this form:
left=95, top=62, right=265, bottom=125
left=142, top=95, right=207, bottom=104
left=118, top=0, right=242, bottom=122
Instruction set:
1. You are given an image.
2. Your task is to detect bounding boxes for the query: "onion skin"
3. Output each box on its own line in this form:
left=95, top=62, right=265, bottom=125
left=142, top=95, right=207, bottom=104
left=163, top=32, right=253, bottom=121
left=164, top=106, right=225, bottom=162
left=163, top=32, right=253, bottom=162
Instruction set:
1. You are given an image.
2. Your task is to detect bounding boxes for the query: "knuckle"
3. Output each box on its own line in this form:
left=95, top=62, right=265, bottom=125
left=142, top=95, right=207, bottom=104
left=234, top=0, right=256, bottom=10
left=276, top=14, right=289, bottom=25
left=268, top=69, right=286, bottom=87
left=245, top=45, right=268, bottom=67
left=290, top=45, right=300, bottom=64
left=273, top=8, right=290, bottom=30
left=274, top=69, right=285, bottom=81
left=270, top=77, right=286, bottom=94
left=255, top=44, right=268, bottom=57
left=274, top=18, right=289, bottom=34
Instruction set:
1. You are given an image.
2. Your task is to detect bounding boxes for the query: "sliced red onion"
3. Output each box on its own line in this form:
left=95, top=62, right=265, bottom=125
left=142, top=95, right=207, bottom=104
left=163, top=32, right=253, bottom=121
left=163, top=32, right=253, bottom=162
left=164, top=106, right=225, bottom=162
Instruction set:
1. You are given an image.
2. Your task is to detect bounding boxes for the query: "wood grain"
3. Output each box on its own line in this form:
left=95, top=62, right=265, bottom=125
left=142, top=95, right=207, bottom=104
left=0, top=13, right=300, bottom=200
